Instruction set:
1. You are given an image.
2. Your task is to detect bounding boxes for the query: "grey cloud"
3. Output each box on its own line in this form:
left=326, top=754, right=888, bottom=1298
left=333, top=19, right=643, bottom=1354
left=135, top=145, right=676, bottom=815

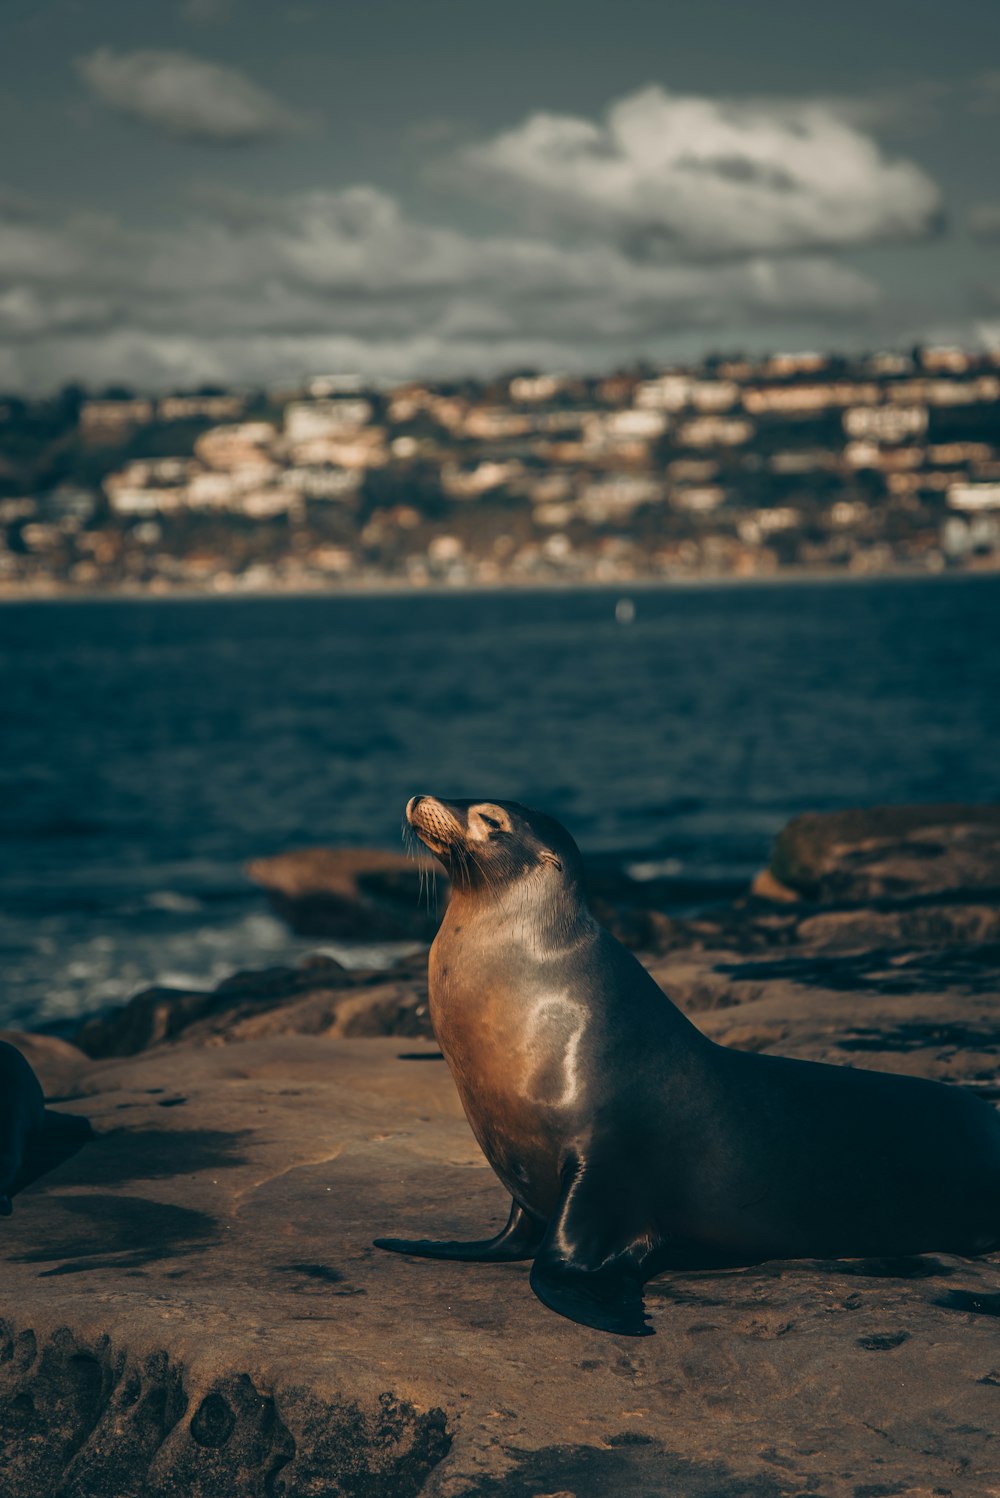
left=0, top=187, right=41, bottom=222
left=179, top=0, right=237, bottom=22
left=445, top=85, right=944, bottom=260
left=0, top=186, right=879, bottom=392
left=969, top=71, right=1000, bottom=116
left=969, top=203, right=1000, bottom=241
left=76, top=48, right=306, bottom=144
left=824, top=81, right=950, bottom=138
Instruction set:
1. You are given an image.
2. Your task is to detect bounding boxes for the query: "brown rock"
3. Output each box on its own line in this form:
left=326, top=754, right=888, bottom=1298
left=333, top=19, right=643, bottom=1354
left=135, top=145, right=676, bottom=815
left=0, top=1031, right=90, bottom=1099
left=643, top=953, right=764, bottom=1013
left=795, top=902, right=1000, bottom=954
left=246, top=847, right=444, bottom=939
left=591, top=901, right=685, bottom=953
left=175, top=974, right=434, bottom=1048
left=768, top=804, right=1000, bottom=902
left=74, top=955, right=433, bottom=1059
left=749, top=866, right=800, bottom=903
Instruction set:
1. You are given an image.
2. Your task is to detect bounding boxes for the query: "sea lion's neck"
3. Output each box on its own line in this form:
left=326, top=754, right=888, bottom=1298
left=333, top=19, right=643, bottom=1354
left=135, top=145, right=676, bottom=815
left=439, top=874, right=596, bottom=966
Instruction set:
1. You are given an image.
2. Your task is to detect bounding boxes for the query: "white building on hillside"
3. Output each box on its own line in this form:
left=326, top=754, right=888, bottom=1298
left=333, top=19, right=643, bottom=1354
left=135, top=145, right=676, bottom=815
left=284, top=400, right=373, bottom=443
left=843, top=405, right=928, bottom=442
left=947, top=482, right=1000, bottom=512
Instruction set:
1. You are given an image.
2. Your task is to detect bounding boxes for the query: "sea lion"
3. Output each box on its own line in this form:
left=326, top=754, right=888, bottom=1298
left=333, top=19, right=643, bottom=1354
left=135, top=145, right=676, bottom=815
left=0, top=1041, right=44, bottom=1216
left=375, top=797, right=1000, bottom=1336
left=0, top=1039, right=92, bottom=1214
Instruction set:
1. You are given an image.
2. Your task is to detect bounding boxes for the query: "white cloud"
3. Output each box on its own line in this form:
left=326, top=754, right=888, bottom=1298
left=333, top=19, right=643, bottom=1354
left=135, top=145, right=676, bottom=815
left=448, top=85, right=943, bottom=259
left=76, top=48, right=306, bottom=144
left=0, top=186, right=878, bottom=392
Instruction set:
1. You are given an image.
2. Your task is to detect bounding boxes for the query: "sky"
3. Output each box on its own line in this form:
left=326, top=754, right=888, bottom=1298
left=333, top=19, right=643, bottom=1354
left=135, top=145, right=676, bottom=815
left=1, top=0, right=998, bottom=393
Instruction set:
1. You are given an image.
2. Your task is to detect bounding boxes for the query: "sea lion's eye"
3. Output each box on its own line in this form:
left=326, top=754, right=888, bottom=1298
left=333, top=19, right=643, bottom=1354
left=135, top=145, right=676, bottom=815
left=479, top=813, right=503, bottom=831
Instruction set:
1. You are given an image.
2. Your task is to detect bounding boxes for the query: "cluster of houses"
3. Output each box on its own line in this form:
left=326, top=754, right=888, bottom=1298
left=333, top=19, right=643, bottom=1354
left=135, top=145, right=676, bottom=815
left=3, top=346, right=999, bottom=593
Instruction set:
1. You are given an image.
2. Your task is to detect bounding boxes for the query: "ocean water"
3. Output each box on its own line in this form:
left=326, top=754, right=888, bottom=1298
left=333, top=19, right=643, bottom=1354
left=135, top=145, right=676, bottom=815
left=2, top=575, right=999, bottom=1030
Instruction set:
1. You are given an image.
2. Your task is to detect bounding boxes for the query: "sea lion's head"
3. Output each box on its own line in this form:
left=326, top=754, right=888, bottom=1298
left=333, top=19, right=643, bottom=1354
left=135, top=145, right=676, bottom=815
left=406, top=796, right=584, bottom=898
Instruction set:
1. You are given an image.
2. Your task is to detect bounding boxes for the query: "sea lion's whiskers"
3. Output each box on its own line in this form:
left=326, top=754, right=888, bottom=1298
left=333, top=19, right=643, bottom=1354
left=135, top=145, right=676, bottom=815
left=454, top=844, right=474, bottom=895
left=464, top=844, right=486, bottom=891
left=401, top=819, right=418, bottom=867
left=402, top=820, right=426, bottom=909
left=420, top=853, right=439, bottom=914
left=467, top=845, right=501, bottom=903
left=451, top=846, right=464, bottom=893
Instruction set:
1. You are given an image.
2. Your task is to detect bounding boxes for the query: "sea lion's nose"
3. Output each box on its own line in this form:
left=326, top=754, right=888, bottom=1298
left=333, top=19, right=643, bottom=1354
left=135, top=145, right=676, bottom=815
left=406, top=795, right=424, bottom=821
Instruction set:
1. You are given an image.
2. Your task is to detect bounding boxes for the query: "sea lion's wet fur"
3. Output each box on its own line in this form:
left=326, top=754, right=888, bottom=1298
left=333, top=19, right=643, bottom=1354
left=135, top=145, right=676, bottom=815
left=0, top=1040, right=93, bottom=1215
left=375, top=798, right=1000, bottom=1336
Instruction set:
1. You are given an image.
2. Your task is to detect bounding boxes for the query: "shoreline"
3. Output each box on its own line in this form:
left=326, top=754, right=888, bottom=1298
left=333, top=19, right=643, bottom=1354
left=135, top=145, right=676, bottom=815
left=1, top=560, right=998, bottom=606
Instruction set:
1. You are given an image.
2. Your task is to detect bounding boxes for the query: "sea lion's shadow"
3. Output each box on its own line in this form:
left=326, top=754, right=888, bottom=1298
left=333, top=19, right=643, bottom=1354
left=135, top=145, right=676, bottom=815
left=9, top=1192, right=218, bottom=1274
left=646, top=1251, right=961, bottom=1306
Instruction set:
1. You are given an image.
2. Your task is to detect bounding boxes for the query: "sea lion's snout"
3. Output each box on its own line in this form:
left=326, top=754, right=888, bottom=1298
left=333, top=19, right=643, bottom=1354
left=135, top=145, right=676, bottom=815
left=406, top=795, right=464, bottom=856
left=406, top=793, right=439, bottom=830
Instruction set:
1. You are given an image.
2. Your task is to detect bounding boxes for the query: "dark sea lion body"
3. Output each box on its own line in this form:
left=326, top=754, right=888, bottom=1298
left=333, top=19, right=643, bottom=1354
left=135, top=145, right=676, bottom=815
left=375, top=798, right=1000, bottom=1335
left=0, top=1041, right=45, bottom=1215
left=0, top=1039, right=92, bottom=1215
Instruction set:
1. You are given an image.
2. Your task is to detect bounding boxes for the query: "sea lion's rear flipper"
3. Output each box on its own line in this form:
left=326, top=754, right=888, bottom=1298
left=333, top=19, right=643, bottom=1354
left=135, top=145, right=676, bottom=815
left=374, top=1197, right=544, bottom=1262
left=529, top=1154, right=653, bottom=1337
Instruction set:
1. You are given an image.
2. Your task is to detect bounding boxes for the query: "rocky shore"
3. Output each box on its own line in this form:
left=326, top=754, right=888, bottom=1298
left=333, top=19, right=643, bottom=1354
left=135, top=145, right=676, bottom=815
left=2, top=805, right=999, bottom=1497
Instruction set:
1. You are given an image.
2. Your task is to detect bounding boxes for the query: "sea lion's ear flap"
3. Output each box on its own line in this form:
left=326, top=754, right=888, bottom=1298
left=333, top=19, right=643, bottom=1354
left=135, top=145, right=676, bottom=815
left=539, top=851, right=563, bottom=871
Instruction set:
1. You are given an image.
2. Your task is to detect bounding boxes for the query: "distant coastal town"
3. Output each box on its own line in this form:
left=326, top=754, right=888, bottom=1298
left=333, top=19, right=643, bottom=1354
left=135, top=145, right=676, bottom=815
left=2, top=345, right=999, bottom=597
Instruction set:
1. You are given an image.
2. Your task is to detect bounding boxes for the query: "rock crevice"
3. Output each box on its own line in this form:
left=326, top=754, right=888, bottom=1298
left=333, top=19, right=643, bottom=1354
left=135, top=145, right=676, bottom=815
left=0, top=1321, right=451, bottom=1498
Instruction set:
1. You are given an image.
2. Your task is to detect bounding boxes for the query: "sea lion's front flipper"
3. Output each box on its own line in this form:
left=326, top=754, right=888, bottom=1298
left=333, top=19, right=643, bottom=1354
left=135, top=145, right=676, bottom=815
left=374, top=1197, right=544, bottom=1262
left=529, top=1154, right=653, bottom=1336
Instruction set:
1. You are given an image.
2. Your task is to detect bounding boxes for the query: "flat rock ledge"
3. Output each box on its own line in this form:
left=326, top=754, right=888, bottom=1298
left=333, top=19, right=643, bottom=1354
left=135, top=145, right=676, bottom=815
left=2, top=1014, right=1000, bottom=1498
left=5, top=804, right=1000, bottom=1496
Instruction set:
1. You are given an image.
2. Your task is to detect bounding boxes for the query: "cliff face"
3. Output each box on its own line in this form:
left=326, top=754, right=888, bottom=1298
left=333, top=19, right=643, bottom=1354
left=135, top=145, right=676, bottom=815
left=1, top=805, right=998, bottom=1497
